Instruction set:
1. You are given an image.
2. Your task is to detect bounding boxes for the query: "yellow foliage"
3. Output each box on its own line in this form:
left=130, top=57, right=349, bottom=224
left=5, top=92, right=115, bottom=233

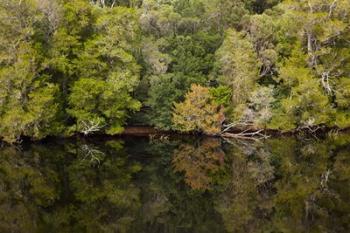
left=172, top=138, right=225, bottom=190
left=172, top=84, right=224, bottom=135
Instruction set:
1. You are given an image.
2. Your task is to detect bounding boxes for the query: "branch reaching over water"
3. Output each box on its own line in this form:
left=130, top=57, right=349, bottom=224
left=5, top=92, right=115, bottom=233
left=220, top=122, right=269, bottom=140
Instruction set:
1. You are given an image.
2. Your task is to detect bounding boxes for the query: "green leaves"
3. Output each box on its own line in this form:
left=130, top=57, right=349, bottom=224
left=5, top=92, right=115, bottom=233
left=1, top=0, right=350, bottom=142
left=0, top=2, right=142, bottom=142
left=216, top=28, right=260, bottom=107
left=0, top=43, right=60, bottom=142
left=67, top=6, right=141, bottom=135
left=269, top=48, right=334, bottom=130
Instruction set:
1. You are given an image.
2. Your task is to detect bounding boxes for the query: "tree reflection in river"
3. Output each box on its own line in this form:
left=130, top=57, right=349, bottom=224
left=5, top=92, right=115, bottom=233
left=0, top=134, right=349, bottom=233
left=172, top=138, right=225, bottom=190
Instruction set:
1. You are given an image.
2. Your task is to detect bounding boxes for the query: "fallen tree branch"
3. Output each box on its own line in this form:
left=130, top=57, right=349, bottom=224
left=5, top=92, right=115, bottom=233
left=220, top=121, right=270, bottom=140
left=222, top=122, right=254, bottom=133
left=221, top=129, right=269, bottom=141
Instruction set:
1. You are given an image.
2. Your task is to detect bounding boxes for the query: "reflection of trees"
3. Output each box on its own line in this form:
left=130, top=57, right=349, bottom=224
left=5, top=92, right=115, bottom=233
left=0, top=135, right=349, bottom=233
left=266, top=138, right=329, bottom=232
left=0, top=146, right=60, bottom=233
left=265, top=137, right=350, bottom=232
left=215, top=140, right=275, bottom=233
left=214, top=135, right=350, bottom=233
left=0, top=139, right=142, bottom=233
left=172, top=138, right=225, bottom=190
left=128, top=138, right=227, bottom=233
left=327, top=149, right=350, bottom=231
left=50, top=139, right=142, bottom=233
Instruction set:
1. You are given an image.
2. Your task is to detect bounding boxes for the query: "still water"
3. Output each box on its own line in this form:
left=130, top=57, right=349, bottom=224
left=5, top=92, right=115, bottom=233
left=0, top=134, right=349, bottom=233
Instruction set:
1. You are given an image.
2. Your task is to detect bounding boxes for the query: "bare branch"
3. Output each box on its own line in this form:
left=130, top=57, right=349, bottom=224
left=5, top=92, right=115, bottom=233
left=111, top=0, right=116, bottom=8
left=80, top=119, right=105, bottom=135
left=222, top=122, right=254, bottom=133
left=100, top=0, right=105, bottom=7
left=321, top=71, right=333, bottom=95
left=321, top=169, right=331, bottom=190
left=328, top=0, right=338, bottom=18
left=221, top=129, right=269, bottom=141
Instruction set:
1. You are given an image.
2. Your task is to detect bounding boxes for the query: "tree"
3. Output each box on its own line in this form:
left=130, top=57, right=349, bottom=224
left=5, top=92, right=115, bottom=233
left=244, top=13, right=279, bottom=79
left=139, top=0, right=181, bottom=37
left=68, top=6, right=141, bottom=135
left=0, top=0, right=61, bottom=143
left=172, top=84, right=224, bottom=135
left=237, top=86, right=275, bottom=128
left=201, top=0, right=250, bottom=30
left=281, top=0, right=350, bottom=94
left=334, top=78, right=350, bottom=128
left=216, top=28, right=260, bottom=108
left=146, top=73, right=186, bottom=130
left=268, top=47, right=334, bottom=131
left=145, top=32, right=220, bottom=130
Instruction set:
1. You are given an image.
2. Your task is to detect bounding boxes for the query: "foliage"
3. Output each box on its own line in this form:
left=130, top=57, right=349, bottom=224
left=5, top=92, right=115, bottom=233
left=0, top=1, right=62, bottom=143
left=236, top=85, right=275, bottom=128
left=172, top=138, right=225, bottom=190
left=1, top=0, right=350, bottom=142
left=68, top=6, right=141, bottom=135
left=172, top=84, right=224, bottom=135
left=0, top=133, right=350, bottom=232
left=216, top=28, right=260, bottom=107
left=144, top=32, right=221, bottom=129
left=269, top=47, right=334, bottom=130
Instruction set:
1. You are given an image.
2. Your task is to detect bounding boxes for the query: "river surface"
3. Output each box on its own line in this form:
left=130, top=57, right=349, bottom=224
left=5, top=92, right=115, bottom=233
left=0, top=134, right=349, bottom=233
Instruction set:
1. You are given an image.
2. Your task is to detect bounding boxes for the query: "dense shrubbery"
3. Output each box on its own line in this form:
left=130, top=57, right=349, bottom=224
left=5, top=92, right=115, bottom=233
left=1, top=0, right=350, bottom=142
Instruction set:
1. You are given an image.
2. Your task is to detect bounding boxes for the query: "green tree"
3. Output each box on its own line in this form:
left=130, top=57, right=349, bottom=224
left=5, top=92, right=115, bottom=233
left=68, top=6, right=141, bottom=135
left=145, top=32, right=221, bottom=129
left=216, top=28, right=260, bottom=114
left=0, top=0, right=62, bottom=143
left=269, top=47, right=334, bottom=131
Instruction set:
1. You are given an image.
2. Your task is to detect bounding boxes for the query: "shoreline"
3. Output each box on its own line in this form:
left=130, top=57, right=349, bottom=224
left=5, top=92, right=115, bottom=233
left=120, top=126, right=350, bottom=136
left=1, top=126, right=350, bottom=145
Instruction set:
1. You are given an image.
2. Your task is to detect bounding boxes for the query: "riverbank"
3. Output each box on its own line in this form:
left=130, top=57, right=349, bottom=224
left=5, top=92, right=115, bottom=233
left=119, top=125, right=350, bottom=138
left=1, top=125, right=350, bottom=145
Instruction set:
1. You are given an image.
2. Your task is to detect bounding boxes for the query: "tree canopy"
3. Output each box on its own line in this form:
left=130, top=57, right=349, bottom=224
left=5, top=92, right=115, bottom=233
left=1, top=0, right=350, bottom=142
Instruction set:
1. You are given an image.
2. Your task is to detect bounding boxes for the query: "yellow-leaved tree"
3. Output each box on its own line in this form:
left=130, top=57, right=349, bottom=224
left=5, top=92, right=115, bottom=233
left=172, top=84, right=224, bottom=135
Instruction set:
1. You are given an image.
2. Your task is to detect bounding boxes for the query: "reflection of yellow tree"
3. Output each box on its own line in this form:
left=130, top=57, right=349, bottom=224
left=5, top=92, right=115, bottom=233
left=172, top=138, right=225, bottom=190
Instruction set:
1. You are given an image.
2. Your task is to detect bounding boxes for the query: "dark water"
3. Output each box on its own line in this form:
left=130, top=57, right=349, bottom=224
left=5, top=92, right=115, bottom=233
left=0, top=134, right=349, bottom=233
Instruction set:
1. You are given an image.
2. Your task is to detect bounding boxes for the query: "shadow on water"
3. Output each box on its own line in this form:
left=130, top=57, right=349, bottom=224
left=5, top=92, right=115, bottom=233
left=0, top=134, right=349, bottom=233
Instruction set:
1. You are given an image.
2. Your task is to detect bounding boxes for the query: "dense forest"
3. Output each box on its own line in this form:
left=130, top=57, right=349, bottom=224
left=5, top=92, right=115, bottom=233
left=0, top=0, right=350, bottom=143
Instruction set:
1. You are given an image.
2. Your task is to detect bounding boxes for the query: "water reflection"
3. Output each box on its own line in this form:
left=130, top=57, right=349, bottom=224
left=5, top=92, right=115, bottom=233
left=172, top=138, right=225, bottom=190
left=0, top=134, right=349, bottom=233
